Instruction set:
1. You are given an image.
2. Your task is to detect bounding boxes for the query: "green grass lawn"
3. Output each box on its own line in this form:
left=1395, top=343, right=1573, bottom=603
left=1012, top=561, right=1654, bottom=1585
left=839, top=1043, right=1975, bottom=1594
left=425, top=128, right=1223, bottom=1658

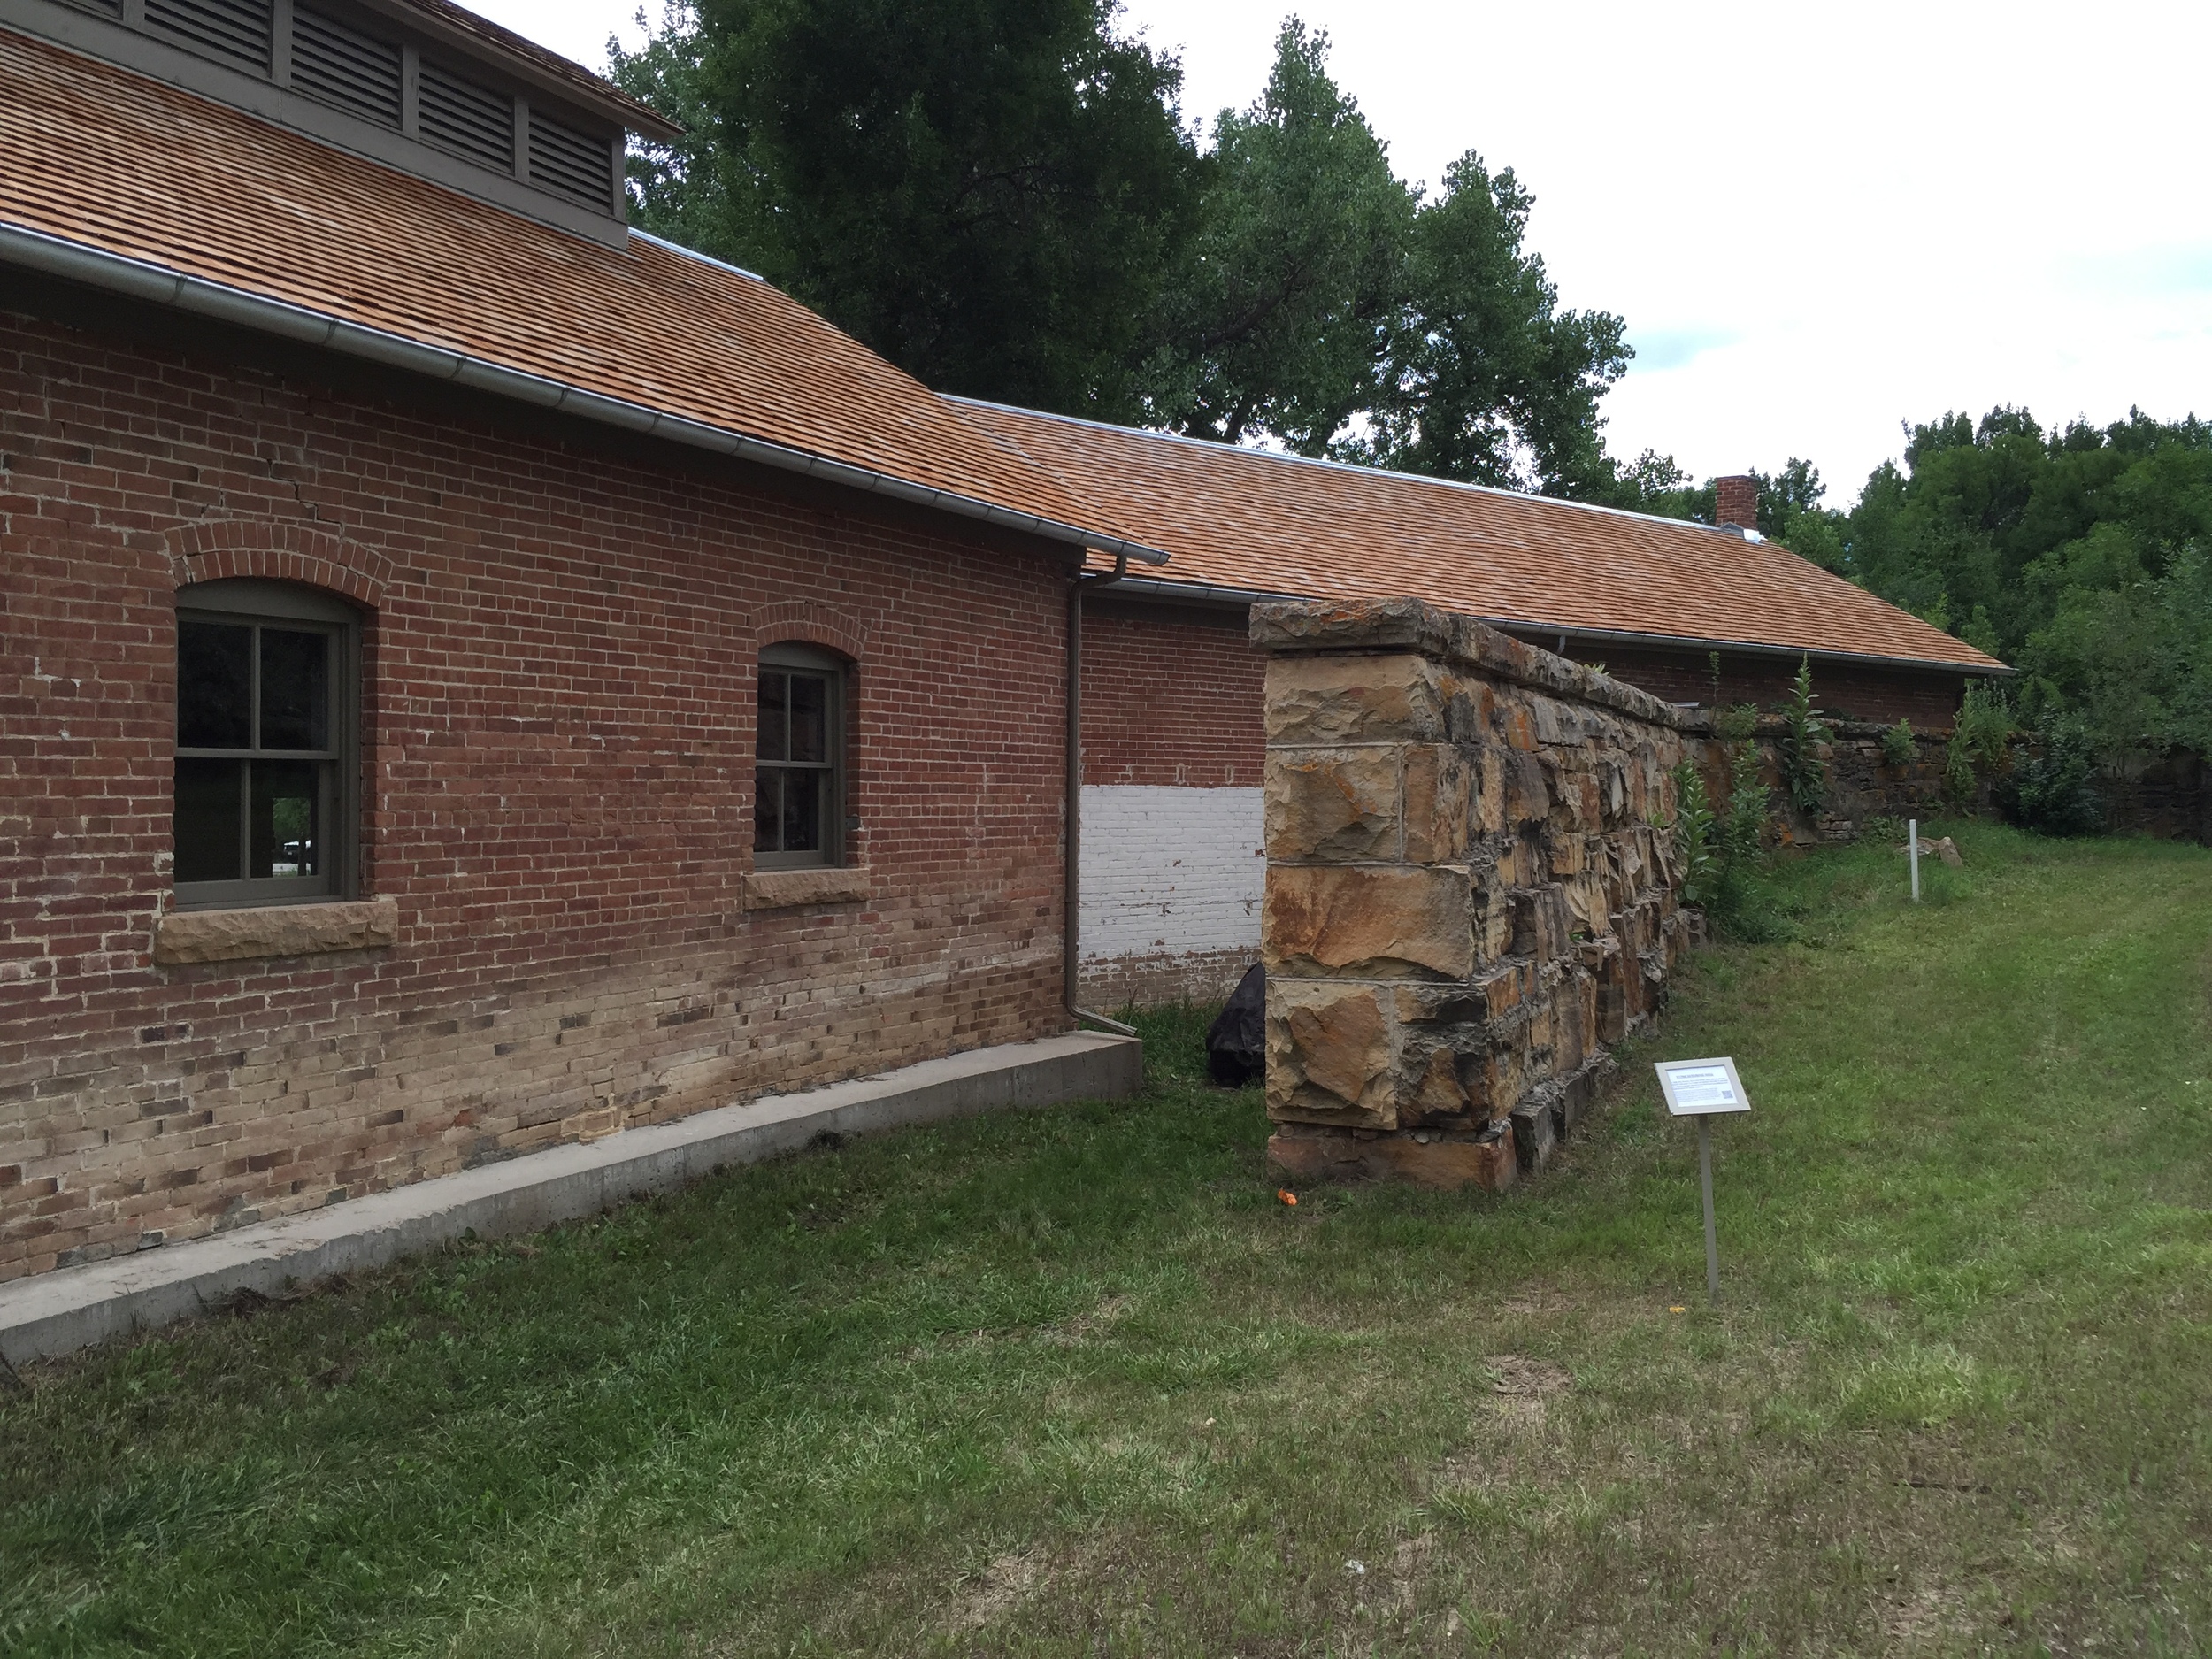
left=4, top=825, right=2211, bottom=1656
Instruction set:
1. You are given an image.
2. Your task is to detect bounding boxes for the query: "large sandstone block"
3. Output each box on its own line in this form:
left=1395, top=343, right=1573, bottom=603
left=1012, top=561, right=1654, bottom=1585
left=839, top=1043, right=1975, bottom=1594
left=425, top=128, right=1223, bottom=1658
left=1402, top=744, right=1473, bottom=864
left=1266, top=979, right=1394, bottom=1128
left=1266, top=747, right=1401, bottom=861
left=1263, top=654, right=1448, bottom=746
left=1509, top=884, right=1573, bottom=964
left=1510, top=1098, right=1558, bottom=1172
left=1264, top=864, right=1473, bottom=979
left=1504, top=751, right=1551, bottom=822
left=1266, top=1121, right=1517, bottom=1191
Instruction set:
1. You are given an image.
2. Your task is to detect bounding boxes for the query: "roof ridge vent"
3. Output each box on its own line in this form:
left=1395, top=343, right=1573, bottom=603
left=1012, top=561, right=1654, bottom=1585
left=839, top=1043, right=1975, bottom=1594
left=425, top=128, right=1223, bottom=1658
left=144, top=0, right=273, bottom=73
left=292, top=5, right=403, bottom=127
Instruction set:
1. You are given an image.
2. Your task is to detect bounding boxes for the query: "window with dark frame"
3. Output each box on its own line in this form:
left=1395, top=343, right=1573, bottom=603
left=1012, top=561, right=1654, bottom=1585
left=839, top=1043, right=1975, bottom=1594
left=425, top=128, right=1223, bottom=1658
left=754, top=645, right=844, bottom=869
left=173, top=580, right=358, bottom=909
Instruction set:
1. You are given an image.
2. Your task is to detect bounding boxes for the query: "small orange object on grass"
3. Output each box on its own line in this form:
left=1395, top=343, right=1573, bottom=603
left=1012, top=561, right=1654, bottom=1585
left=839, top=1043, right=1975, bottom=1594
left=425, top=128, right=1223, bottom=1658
left=1277, top=1189, right=1299, bottom=1206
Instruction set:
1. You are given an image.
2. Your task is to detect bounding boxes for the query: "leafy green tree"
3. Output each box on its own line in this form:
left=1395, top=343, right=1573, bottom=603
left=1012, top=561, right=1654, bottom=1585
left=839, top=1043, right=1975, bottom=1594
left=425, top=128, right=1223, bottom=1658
left=614, top=0, right=1204, bottom=419
left=608, top=5, right=725, bottom=250
left=2020, top=545, right=2212, bottom=760
left=1347, top=152, right=1630, bottom=492
left=616, top=8, right=1635, bottom=480
left=1139, top=20, right=1409, bottom=450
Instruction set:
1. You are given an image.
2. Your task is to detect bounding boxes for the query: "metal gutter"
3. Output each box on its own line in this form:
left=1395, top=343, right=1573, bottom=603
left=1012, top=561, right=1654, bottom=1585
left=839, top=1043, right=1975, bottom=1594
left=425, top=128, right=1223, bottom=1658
left=1095, top=575, right=1307, bottom=609
left=0, top=220, right=1171, bottom=568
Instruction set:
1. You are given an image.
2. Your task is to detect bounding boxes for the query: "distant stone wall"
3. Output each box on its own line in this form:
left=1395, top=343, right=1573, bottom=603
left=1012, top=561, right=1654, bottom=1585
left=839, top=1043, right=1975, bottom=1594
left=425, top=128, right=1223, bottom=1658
left=2096, top=749, right=2209, bottom=843
left=1687, top=718, right=1969, bottom=847
left=1256, top=598, right=1692, bottom=1190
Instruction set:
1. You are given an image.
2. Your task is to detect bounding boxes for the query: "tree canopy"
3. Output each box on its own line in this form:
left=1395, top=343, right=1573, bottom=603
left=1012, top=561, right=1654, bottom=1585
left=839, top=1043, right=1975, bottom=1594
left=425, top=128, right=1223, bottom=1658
left=1647, top=410, right=2212, bottom=760
left=613, top=7, right=1635, bottom=488
left=613, top=0, right=1202, bottom=421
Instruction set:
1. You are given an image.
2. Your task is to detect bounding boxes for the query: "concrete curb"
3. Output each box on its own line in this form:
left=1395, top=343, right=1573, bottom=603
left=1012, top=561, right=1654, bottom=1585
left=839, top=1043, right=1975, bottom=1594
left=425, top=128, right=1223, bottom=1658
left=0, top=1031, right=1142, bottom=1365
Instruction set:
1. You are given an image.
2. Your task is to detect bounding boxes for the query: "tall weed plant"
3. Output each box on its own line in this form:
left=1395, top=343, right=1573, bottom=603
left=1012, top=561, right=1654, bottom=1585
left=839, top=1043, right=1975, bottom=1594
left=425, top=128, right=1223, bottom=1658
left=1671, top=742, right=1793, bottom=942
left=1776, top=656, right=1832, bottom=816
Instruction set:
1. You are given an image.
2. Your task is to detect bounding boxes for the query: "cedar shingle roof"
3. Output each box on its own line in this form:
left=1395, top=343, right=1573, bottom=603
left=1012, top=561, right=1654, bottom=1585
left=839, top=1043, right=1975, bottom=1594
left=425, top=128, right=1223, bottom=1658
left=0, top=27, right=1138, bottom=558
left=964, top=402, right=2008, bottom=674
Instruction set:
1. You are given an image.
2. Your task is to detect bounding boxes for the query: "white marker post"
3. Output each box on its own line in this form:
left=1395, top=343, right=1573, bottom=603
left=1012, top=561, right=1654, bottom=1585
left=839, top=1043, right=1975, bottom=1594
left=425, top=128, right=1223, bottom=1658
left=1655, top=1057, right=1753, bottom=1305
left=1909, top=818, right=1920, bottom=902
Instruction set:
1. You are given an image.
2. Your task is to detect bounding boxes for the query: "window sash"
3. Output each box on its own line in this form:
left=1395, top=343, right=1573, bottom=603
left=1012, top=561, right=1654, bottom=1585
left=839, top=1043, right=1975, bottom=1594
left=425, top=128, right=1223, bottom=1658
left=755, top=652, right=843, bottom=869
left=173, top=594, right=357, bottom=910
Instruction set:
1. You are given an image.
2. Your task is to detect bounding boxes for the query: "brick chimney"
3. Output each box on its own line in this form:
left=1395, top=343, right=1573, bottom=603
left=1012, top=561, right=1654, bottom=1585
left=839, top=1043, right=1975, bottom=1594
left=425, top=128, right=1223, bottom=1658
left=1715, top=474, right=1758, bottom=534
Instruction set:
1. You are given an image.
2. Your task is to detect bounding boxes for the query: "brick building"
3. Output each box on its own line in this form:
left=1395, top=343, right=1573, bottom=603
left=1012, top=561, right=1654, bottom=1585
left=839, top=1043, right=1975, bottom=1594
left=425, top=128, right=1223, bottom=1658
left=956, top=404, right=2009, bottom=1005
left=0, top=4, right=1168, bottom=1282
left=0, top=0, right=2011, bottom=1282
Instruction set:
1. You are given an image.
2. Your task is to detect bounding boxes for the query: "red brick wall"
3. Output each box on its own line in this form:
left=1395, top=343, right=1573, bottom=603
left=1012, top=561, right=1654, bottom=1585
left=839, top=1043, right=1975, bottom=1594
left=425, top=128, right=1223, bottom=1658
left=0, top=298, right=1078, bottom=1281
left=1080, top=596, right=1264, bottom=786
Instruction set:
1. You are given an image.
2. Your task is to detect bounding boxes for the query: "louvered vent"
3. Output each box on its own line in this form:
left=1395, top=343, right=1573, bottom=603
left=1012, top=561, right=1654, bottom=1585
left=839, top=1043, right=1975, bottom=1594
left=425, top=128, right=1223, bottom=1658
left=63, top=0, right=124, bottom=17
left=529, top=111, right=611, bottom=211
left=144, top=0, right=273, bottom=73
left=418, top=60, right=512, bottom=173
left=291, top=7, right=402, bottom=127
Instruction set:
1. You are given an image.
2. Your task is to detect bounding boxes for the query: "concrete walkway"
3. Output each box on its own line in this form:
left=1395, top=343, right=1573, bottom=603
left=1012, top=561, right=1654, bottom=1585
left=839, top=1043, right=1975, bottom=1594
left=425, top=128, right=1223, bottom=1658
left=0, top=1030, right=1141, bottom=1365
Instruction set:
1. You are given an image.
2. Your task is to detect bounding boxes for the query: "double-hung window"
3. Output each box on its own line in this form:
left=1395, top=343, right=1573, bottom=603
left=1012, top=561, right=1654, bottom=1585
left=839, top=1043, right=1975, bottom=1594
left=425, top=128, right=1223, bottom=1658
left=173, top=580, right=359, bottom=909
left=754, top=644, right=845, bottom=868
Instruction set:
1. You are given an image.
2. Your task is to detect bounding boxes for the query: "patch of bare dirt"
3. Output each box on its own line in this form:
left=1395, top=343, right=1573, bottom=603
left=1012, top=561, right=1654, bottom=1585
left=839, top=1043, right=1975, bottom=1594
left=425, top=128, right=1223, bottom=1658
left=1486, top=1355, right=1574, bottom=1395
left=1882, top=1584, right=1971, bottom=1645
left=944, top=1550, right=1046, bottom=1635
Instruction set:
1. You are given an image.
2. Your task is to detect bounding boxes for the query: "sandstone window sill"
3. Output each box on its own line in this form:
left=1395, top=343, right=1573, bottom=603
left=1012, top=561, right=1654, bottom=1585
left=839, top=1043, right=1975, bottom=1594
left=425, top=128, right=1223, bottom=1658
left=744, top=867, right=871, bottom=911
left=154, top=898, right=400, bottom=966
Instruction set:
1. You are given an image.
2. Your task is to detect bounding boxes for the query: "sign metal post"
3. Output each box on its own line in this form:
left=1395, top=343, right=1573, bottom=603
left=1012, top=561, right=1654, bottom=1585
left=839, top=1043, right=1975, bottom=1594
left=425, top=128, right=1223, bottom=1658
left=1655, top=1057, right=1752, bottom=1306
left=1909, top=818, right=1920, bottom=903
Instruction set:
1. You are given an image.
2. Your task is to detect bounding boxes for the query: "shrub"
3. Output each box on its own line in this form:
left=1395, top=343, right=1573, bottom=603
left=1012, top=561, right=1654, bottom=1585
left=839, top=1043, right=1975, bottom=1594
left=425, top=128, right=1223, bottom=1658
left=1880, top=718, right=1916, bottom=768
left=2007, top=721, right=2105, bottom=836
left=1714, top=702, right=1760, bottom=744
left=1776, top=656, right=1832, bottom=814
left=1945, top=680, right=2013, bottom=803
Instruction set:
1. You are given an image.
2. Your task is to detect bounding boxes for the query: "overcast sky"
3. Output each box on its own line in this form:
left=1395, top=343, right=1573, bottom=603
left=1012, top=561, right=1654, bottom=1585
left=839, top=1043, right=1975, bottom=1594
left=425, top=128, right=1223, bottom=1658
left=475, top=0, right=2212, bottom=505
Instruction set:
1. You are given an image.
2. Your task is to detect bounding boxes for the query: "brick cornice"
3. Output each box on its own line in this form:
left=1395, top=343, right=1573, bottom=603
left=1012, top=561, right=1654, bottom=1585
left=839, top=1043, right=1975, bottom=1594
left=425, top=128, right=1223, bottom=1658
left=165, top=521, right=391, bottom=609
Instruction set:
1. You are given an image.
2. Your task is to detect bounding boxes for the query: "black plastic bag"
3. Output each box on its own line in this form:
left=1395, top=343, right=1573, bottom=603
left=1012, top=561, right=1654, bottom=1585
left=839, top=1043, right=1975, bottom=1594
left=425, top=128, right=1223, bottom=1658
left=1206, top=964, right=1265, bottom=1086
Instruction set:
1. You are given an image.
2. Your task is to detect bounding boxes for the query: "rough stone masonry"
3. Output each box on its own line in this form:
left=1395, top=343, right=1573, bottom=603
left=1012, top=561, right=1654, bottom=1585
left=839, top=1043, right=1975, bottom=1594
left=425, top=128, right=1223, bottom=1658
left=1257, top=597, right=1693, bottom=1188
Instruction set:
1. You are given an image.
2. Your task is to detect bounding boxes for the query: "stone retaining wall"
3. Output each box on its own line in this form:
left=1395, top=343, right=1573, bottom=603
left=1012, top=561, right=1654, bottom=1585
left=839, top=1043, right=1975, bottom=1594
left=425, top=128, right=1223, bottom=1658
left=1256, top=598, right=1692, bottom=1189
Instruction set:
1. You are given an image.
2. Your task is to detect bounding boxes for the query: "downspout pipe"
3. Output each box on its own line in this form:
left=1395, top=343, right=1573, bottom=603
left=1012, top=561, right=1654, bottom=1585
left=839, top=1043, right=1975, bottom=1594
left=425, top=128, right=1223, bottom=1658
left=1066, top=554, right=1137, bottom=1038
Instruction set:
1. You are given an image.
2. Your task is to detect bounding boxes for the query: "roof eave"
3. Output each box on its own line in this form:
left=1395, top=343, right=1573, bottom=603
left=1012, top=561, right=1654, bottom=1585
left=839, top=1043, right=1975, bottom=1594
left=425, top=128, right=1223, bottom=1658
left=1101, top=576, right=2009, bottom=676
left=1502, top=618, right=2015, bottom=678
left=0, top=220, right=1166, bottom=567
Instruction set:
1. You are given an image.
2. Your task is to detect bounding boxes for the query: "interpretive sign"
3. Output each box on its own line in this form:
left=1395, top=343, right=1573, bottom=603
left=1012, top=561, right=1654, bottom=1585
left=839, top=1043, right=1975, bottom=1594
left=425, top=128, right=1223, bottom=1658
left=1655, top=1056, right=1752, bottom=1303
left=1655, top=1056, right=1751, bottom=1117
